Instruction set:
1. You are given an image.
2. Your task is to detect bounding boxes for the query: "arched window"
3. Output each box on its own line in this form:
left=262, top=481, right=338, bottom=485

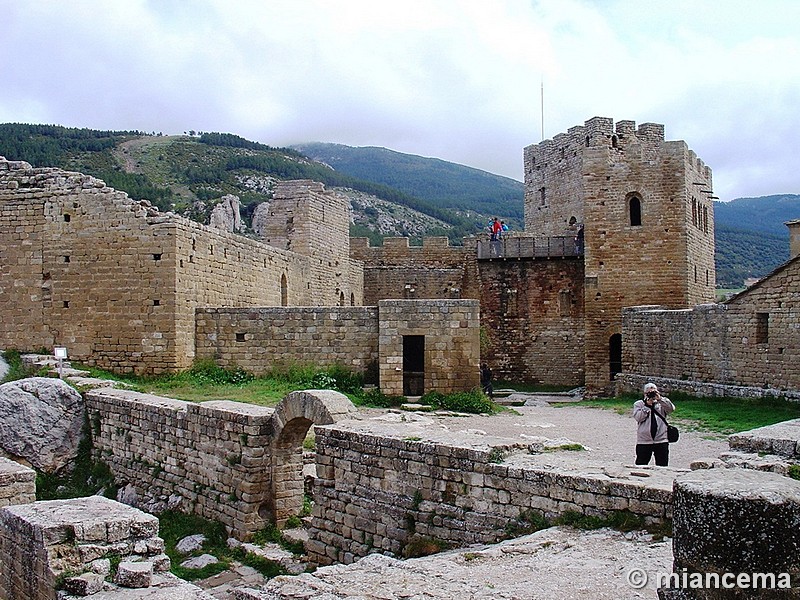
left=280, top=274, right=288, bottom=306
left=628, top=196, right=642, bottom=226
left=350, top=293, right=355, bottom=306
left=339, top=291, right=345, bottom=306
left=703, top=206, right=708, bottom=234
left=692, top=198, right=697, bottom=227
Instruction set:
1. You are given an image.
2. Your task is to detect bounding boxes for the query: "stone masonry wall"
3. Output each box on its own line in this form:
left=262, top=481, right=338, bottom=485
left=478, top=258, right=585, bottom=384
left=195, top=306, right=380, bottom=375
left=86, top=389, right=275, bottom=537
left=308, top=423, right=673, bottom=565
left=377, top=299, right=481, bottom=396
left=621, top=258, right=800, bottom=394
left=0, top=496, right=169, bottom=600
left=0, top=457, right=35, bottom=509
left=0, top=158, right=363, bottom=374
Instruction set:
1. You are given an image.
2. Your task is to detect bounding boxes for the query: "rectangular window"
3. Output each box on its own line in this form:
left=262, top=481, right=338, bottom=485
left=755, top=312, right=769, bottom=344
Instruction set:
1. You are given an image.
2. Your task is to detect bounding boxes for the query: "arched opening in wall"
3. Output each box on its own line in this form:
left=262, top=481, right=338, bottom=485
left=281, top=274, right=288, bottom=306
left=703, top=206, right=708, bottom=234
left=609, top=333, right=622, bottom=381
left=628, top=195, right=642, bottom=226
left=338, top=291, right=345, bottom=306
left=270, top=415, right=313, bottom=527
left=350, top=293, right=355, bottom=306
left=611, top=135, right=618, bottom=148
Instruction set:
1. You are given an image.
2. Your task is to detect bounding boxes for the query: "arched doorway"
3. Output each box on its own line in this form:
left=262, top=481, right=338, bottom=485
left=266, top=390, right=358, bottom=526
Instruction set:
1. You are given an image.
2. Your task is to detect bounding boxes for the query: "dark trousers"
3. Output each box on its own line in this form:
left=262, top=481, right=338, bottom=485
left=635, top=442, right=669, bottom=466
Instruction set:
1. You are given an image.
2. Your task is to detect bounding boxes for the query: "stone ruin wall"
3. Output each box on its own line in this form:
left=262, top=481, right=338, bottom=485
left=307, top=423, right=673, bottom=565
left=0, top=158, right=363, bottom=375
left=620, top=256, right=800, bottom=395
left=87, top=389, right=276, bottom=537
left=195, top=306, right=380, bottom=375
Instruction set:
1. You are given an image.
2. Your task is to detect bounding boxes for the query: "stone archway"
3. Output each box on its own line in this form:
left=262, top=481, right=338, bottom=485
left=268, top=390, right=358, bottom=526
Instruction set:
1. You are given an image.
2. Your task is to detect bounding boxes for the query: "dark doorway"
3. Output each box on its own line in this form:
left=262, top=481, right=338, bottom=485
left=609, top=334, right=622, bottom=381
left=403, top=335, right=425, bottom=396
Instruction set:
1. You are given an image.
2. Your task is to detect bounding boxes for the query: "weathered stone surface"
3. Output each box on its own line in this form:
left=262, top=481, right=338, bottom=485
left=209, top=194, right=243, bottom=233
left=176, top=534, right=207, bottom=555
left=0, top=455, right=36, bottom=507
left=671, top=468, right=800, bottom=593
left=0, top=377, right=84, bottom=473
left=64, top=571, right=106, bottom=596
left=180, top=553, right=218, bottom=570
left=115, top=560, right=153, bottom=588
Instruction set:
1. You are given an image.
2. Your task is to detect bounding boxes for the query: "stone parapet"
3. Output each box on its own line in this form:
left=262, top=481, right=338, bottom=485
left=0, top=457, right=36, bottom=508
left=307, top=423, right=675, bottom=565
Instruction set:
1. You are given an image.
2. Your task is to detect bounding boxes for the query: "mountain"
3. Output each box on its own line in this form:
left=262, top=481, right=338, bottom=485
left=0, top=123, right=796, bottom=287
left=292, top=142, right=524, bottom=221
left=713, top=195, right=799, bottom=288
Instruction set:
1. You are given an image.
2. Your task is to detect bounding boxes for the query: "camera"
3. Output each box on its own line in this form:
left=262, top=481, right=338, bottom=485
left=646, top=391, right=658, bottom=399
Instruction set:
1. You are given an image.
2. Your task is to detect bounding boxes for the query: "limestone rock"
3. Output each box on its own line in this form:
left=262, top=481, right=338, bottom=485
left=115, top=560, right=153, bottom=588
left=64, top=572, right=106, bottom=596
left=209, top=194, right=243, bottom=233
left=177, top=533, right=207, bottom=554
left=0, top=377, right=84, bottom=473
left=251, top=201, right=272, bottom=239
left=181, top=553, right=219, bottom=570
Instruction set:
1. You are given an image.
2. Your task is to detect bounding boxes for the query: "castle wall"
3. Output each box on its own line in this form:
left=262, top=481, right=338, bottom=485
left=308, top=423, right=672, bottom=565
left=478, top=258, right=585, bottom=384
left=0, top=159, right=363, bottom=374
left=621, top=257, right=800, bottom=393
left=195, top=306, right=380, bottom=375
left=351, top=237, right=586, bottom=387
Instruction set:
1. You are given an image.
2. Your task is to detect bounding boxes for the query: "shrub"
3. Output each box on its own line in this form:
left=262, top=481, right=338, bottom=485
left=419, top=389, right=499, bottom=414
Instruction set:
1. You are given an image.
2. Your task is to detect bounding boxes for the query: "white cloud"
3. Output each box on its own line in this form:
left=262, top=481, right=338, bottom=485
left=1, top=0, right=799, bottom=197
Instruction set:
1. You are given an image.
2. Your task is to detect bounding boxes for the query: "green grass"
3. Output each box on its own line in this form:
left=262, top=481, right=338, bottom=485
left=559, top=393, right=800, bottom=435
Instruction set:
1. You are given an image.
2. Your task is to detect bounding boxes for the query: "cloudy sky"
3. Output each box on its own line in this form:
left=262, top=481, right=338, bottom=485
left=2, top=0, right=799, bottom=201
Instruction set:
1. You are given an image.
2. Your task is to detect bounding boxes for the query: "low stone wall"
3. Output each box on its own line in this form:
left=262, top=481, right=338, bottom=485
left=307, top=423, right=674, bottom=565
left=0, top=496, right=174, bottom=600
left=195, top=306, right=380, bottom=376
left=0, top=457, right=36, bottom=508
left=87, top=388, right=357, bottom=538
left=617, top=374, right=800, bottom=402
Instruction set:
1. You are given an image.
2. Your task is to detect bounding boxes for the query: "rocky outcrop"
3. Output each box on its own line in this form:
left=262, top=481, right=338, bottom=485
left=0, top=377, right=84, bottom=473
left=251, top=200, right=272, bottom=239
left=209, top=194, right=244, bottom=232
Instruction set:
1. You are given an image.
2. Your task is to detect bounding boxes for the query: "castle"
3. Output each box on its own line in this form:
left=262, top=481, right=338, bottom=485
left=2, top=116, right=798, bottom=396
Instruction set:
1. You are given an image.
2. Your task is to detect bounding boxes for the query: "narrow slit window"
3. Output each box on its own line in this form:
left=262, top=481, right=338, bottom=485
left=629, top=196, right=642, bottom=226
left=756, top=313, right=769, bottom=344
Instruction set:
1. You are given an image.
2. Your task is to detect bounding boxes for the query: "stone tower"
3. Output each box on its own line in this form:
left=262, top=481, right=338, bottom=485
left=524, top=116, right=716, bottom=393
left=263, top=180, right=357, bottom=306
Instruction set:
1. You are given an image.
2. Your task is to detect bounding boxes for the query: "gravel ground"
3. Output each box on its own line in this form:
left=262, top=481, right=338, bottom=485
left=357, top=396, right=729, bottom=470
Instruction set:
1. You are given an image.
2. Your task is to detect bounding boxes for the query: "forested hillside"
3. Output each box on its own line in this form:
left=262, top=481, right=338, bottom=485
left=293, top=142, right=524, bottom=221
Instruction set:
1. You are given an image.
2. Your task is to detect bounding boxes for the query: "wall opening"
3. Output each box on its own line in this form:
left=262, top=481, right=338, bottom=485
left=281, top=274, right=288, bottom=306
left=609, top=333, right=622, bottom=381
left=756, top=313, right=769, bottom=344
left=402, top=335, right=425, bottom=396
left=628, top=196, right=642, bottom=226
